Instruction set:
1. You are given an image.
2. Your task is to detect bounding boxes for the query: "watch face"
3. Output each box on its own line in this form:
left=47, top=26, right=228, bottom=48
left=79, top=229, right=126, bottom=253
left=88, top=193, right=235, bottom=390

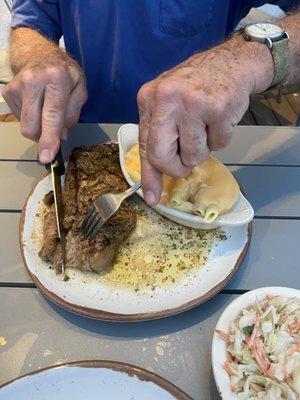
left=245, top=23, right=284, bottom=40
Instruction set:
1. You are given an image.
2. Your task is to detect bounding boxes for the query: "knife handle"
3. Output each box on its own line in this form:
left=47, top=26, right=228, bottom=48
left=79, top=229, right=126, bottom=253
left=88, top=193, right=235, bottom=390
left=45, top=147, right=65, bottom=176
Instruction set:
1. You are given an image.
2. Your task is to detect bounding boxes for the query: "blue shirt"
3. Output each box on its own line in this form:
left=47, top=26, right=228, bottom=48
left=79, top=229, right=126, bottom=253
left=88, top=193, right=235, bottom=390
left=12, top=0, right=294, bottom=123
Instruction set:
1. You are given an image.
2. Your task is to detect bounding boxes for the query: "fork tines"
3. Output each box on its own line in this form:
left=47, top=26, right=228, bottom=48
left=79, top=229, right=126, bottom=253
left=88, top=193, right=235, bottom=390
left=81, top=205, right=104, bottom=239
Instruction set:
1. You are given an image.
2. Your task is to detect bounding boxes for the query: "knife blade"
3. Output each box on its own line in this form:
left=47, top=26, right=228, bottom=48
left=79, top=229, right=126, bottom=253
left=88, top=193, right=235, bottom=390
left=46, top=147, right=66, bottom=274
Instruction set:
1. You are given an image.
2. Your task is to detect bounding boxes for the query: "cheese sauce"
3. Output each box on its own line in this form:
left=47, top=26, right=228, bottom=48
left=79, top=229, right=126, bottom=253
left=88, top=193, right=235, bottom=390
left=124, top=144, right=239, bottom=219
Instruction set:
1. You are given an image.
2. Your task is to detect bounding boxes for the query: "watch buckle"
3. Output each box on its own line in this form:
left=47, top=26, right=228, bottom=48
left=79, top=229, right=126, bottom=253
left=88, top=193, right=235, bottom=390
left=265, top=37, right=273, bottom=49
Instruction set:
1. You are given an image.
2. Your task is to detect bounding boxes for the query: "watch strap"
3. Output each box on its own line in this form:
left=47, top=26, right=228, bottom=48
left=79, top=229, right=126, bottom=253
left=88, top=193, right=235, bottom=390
left=270, top=36, right=289, bottom=88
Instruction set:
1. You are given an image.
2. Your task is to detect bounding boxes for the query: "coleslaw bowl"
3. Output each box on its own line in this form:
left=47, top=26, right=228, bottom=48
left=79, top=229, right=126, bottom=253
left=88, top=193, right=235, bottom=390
left=212, top=286, right=300, bottom=399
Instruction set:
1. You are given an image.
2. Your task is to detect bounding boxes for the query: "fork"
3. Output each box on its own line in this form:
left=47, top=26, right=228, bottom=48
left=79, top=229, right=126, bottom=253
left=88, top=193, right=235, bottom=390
left=81, top=182, right=141, bottom=239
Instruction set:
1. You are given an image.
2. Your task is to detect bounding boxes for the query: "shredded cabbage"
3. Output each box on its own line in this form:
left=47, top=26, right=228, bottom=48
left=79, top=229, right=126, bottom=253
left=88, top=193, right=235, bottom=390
left=216, top=296, right=300, bottom=399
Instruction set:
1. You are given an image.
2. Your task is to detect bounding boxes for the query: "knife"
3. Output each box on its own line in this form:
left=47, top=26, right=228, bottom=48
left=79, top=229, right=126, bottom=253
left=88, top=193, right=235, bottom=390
left=45, top=147, right=66, bottom=275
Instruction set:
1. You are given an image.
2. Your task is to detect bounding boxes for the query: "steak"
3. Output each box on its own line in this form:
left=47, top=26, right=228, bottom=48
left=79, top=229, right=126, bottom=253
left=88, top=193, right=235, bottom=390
left=39, top=143, right=137, bottom=274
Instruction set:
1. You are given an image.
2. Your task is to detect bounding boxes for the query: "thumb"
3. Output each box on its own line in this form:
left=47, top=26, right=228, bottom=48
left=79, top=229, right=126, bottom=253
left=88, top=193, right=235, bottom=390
left=139, top=122, right=162, bottom=206
left=140, top=149, right=163, bottom=206
left=38, top=131, right=60, bottom=163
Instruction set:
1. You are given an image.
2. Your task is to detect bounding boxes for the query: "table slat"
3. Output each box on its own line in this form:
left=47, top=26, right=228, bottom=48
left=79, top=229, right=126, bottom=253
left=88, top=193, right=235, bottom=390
left=0, top=214, right=29, bottom=283
left=0, top=287, right=232, bottom=400
left=0, top=123, right=119, bottom=160
left=264, top=94, right=297, bottom=126
left=286, top=93, right=300, bottom=115
left=1, top=123, right=300, bottom=165
left=0, top=162, right=42, bottom=210
left=227, top=219, right=300, bottom=290
left=231, top=165, right=300, bottom=217
left=249, top=95, right=279, bottom=126
left=215, top=126, right=300, bottom=165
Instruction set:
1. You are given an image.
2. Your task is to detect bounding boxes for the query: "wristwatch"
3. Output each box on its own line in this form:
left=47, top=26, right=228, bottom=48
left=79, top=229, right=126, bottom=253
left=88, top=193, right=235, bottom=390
left=243, top=22, right=289, bottom=88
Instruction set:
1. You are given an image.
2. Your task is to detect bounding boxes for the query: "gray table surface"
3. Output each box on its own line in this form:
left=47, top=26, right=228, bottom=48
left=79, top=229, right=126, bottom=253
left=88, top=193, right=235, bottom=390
left=0, top=123, right=300, bottom=399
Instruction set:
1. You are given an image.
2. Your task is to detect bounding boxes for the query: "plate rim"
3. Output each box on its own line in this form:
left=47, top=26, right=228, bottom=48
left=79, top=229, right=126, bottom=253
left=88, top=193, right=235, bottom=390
left=0, top=359, right=192, bottom=399
left=19, top=158, right=252, bottom=322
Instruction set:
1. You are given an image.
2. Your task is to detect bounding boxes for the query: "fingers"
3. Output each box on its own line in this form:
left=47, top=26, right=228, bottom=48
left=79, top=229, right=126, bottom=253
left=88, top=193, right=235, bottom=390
left=39, top=77, right=72, bottom=163
left=65, top=66, right=87, bottom=128
left=179, top=117, right=209, bottom=167
left=137, top=85, right=162, bottom=205
left=2, top=82, right=22, bottom=120
left=147, top=117, right=191, bottom=177
left=20, top=88, right=44, bottom=142
left=3, top=60, right=87, bottom=164
left=207, top=123, right=233, bottom=151
left=205, top=99, right=242, bottom=151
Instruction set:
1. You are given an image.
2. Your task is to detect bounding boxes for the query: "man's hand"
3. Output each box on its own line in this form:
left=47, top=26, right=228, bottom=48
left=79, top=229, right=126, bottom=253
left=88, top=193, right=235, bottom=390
left=3, top=28, right=87, bottom=163
left=138, top=10, right=300, bottom=206
left=137, top=34, right=275, bottom=206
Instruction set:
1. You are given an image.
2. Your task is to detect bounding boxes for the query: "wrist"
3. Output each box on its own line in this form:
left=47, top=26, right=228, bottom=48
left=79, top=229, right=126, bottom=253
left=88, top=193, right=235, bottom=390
left=233, top=35, right=274, bottom=94
left=247, top=41, right=274, bottom=93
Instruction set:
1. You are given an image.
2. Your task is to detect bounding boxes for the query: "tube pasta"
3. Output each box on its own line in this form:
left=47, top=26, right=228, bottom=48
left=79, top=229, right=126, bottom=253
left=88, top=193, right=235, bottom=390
left=124, top=143, right=239, bottom=223
left=169, top=201, right=193, bottom=213
left=192, top=201, right=206, bottom=218
left=169, top=178, right=190, bottom=206
left=204, top=204, right=219, bottom=223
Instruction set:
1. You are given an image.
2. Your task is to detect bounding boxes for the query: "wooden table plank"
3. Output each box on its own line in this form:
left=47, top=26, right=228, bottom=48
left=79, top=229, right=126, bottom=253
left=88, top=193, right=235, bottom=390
left=0, top=123, right=36, bottom=160
left=215, top=126, right=300, bottom=165
left=0, top=162, right=42, bottom=210
left=227, top=219, right=300, bottom=290
left=0, top=287, right=230, bottom=399
left=0, top=123, right=119, bottom=160
left=264, top=93, right=297, bottom=126
left=249, top=95, right=279, bottom=126
left=286, top=92, right=300, bottom=115
left=0, top=213, right=29, bottom=284
left=1, top=123, right=300, bottom=165
left=231, top=165, right=300, bottom=217
left=239, top=108, right=256, bottom=125
left=1, top=218, right=300, bottom=292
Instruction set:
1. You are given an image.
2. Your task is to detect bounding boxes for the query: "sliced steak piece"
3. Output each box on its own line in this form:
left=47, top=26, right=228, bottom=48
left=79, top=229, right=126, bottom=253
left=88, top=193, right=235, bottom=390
left=39, top=143, right=137, bottom=274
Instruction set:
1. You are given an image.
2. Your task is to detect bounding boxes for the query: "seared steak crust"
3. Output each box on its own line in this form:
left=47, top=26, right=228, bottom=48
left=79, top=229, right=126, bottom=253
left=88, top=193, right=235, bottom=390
left=39, top=143, right=137, bottom=274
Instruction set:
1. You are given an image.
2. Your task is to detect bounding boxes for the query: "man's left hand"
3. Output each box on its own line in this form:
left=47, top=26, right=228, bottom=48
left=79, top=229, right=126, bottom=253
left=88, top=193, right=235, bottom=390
left=137, top=35, right=273, bottom=205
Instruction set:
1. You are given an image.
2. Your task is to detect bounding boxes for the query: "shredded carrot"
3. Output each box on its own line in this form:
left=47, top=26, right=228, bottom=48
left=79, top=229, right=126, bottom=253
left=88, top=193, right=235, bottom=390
left=286, top=343, right=300, bottom=357
left=215, top=329, right=232, bottom=343
left=222, top=362, right=237, bottom=376
left=251, top=337, right=270, bottom=375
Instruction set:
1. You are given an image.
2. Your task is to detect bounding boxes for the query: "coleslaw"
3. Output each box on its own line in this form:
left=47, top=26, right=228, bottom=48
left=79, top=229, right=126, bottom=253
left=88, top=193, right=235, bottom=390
left=216, top=295, right=300, bottom=399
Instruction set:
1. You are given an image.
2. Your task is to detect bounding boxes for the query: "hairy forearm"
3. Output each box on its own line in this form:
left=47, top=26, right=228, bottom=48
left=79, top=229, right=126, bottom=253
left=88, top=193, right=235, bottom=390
left=10, top=27, right=67, bottom=74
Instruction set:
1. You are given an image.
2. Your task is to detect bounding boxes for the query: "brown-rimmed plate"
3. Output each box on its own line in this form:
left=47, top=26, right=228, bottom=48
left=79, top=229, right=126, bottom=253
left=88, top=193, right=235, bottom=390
left=0, top=360, right=192, bottom=399
left=20, top=160, right=252, bottom=321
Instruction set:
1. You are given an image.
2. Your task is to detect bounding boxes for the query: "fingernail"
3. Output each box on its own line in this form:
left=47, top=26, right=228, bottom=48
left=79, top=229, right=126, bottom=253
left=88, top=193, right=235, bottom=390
left=145, top=191, right=156, bottom=205
left=39, top=149, right=52, bottom=163
left=62, top=128, right=69, bottom=141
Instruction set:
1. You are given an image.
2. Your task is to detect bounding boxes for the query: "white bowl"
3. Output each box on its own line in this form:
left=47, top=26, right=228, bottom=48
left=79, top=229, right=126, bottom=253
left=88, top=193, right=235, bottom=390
left=118, top=123, right=254, bottom=230
left=211, top=286, right=300, bottom=399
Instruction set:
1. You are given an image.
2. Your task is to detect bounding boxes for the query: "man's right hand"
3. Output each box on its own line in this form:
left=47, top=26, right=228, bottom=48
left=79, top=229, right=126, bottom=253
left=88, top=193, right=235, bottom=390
left=3, top=55, right=87, bottom=163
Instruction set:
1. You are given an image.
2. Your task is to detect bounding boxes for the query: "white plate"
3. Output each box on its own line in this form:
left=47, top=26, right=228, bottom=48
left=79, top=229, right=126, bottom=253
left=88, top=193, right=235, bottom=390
left=0, top=360, right=191, bottom=399
left=211, top=286, right=300, bottom=400
left=20, top=155, right=251, bottom=321
left=118, top=123, right=254, bottom=230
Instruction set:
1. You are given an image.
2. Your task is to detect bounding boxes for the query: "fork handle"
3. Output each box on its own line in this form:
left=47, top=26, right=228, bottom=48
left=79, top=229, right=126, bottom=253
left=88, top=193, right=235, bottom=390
left=123, top=182, right=141, bottom=199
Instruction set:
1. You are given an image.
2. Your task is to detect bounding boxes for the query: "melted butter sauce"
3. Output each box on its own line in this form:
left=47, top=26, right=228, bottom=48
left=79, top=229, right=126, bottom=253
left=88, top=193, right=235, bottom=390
left=99, top=197, right=227, bottom=291
left=35, top=196, right=227, bottom=293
